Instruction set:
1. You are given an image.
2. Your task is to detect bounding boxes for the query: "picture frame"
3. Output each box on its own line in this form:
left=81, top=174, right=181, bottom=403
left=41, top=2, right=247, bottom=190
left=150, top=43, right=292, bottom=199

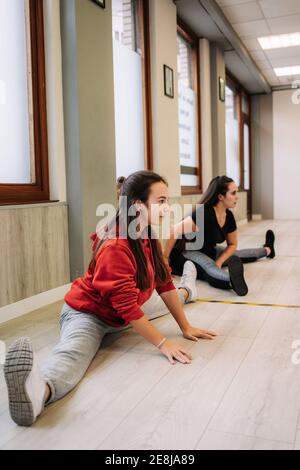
left=90, top=0, right=105, bottom=8
left=164, top=65, right=174, bottom=99
left=219, top=76, right=225, bottom=102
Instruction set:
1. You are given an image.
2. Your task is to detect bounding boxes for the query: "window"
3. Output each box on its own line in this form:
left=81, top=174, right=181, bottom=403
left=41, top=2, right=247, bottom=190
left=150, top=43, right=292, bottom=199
left=0, top=0, right=49, bottom=205
left=225, top=84, right=240, bottom=187
left=241, top=93, right=251, bottom=191
left=177, top=22, right=201, bottom=195
left=112, top=0, right=136, bottom=49
left=225, top=75, right=251, bottom=192
left=112, top=0, right=152, bottom=178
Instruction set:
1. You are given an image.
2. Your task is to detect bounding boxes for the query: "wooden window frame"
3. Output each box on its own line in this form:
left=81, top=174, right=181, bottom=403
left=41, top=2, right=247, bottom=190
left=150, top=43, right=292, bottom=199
left=0, top=0, right=49, bottom=206
left=226, top=71, right=252, bottom=217
left=177, top=19, right=202, bottom=196
left=135, top=0, right=153, bottom=171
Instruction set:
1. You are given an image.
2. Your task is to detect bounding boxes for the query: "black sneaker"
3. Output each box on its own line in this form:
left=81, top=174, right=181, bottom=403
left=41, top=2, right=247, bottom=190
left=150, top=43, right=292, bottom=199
left=227, top=256, right=248, bottom=296
left=264, top=229, right=275, bottom=258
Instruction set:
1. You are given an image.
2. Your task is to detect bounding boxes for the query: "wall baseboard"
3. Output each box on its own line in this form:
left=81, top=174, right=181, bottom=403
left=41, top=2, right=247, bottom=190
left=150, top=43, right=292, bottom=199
left=0, top=284, right=71, bottom=325
left=252, top=214, right=263, bottom=221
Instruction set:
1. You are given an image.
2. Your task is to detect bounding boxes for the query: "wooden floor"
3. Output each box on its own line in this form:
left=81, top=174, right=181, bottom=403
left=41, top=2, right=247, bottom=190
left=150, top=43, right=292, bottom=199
left=1, top=220, right=300, bottom=450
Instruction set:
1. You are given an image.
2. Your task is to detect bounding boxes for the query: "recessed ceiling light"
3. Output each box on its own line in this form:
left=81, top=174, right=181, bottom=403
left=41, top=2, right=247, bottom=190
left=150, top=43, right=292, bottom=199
left=258, top=32, right=300, bottom=50
left=274, top=66, right=300, bottom=77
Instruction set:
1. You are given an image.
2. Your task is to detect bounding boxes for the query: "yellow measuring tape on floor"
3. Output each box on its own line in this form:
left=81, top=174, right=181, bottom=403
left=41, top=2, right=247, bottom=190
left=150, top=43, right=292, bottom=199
left=195, top=299, right=300, bottom=309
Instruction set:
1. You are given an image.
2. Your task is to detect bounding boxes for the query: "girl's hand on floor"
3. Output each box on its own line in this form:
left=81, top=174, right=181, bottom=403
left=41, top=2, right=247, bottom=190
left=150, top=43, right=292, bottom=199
left=182, top=326, right=217, bottom=341
left=159, top=340, right=192, bottom=365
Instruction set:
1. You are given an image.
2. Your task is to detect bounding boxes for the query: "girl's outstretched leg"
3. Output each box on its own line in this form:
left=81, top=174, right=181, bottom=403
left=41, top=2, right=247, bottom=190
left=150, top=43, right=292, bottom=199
left=4, top=304, right=110, bottom=426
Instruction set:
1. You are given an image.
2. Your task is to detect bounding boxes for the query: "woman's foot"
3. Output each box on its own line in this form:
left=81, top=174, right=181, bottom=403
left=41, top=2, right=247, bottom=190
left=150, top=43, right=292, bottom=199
left=4, top=337, right=47, bottom=426
left=264, top=229, right=275, bottom=258
left=227, top=256, right=248, bottom=296
left=178, top=261, right=198, bottom=303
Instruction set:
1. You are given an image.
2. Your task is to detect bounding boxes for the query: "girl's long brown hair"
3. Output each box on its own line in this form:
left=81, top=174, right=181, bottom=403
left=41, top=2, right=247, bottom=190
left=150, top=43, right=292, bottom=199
left=199, top=176, right=234, bottom=206
left=89, top=171, right=170, bottom=291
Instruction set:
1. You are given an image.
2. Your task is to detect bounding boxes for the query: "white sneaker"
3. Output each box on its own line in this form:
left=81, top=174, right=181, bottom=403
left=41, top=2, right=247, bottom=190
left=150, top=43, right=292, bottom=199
left=4, top=337, right=46, bottom=426
left=178, top=260, right=198, bottom=303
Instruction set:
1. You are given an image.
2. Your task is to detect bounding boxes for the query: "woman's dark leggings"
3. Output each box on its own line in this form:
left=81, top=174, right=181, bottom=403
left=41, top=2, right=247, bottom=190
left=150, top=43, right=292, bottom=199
left=179, top=246, right=268, bottom=290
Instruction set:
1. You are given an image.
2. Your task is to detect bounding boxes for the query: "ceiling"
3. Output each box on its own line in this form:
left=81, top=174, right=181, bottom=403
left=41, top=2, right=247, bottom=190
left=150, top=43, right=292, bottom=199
left=216, top=0, right=300, bottom=87
left=176, top=0, right=300, bottom=93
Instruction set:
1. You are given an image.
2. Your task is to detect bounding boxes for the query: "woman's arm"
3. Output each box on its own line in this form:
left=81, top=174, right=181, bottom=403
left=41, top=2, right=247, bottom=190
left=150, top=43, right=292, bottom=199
left=215, top=230, right=238, bottom=268
left=163, top=216, right=198, bottom=260
left=130, top=316, right=192, bottom=364
left=159, top=290, right=217, bottom=340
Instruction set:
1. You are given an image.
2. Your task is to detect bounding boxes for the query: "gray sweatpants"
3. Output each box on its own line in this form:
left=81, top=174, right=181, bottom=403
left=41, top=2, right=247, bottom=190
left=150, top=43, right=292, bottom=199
left=41, top=289, right=185, bottom=404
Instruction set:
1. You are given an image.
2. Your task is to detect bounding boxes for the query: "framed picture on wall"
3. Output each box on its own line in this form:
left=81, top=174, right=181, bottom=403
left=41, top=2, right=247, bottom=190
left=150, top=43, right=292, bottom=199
left=90, top=0, right=105, bottom=8
left=219, top=77, right=225, bottom=102
left=164, top=65, right=174, bottom=99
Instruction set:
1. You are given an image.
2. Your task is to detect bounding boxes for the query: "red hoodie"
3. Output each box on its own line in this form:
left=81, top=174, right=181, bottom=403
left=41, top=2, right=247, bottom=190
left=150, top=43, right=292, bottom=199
left=64, top=234, right=175, bottom=327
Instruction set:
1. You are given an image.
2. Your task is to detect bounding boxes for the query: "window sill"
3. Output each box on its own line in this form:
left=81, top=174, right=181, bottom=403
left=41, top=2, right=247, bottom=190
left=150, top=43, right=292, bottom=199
left=181, top=187, right=202, bottom=196
left=0, top=200, right=65, bottom=210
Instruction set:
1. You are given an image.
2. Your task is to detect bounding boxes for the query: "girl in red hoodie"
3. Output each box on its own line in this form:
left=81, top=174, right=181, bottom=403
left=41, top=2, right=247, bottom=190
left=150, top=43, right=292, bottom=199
left=4, top=171, right=217, bottom=427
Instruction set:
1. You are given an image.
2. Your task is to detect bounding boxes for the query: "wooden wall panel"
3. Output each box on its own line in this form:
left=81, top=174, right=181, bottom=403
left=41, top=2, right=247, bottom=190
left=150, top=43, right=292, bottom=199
left=0, top=204, right=70, bottom=307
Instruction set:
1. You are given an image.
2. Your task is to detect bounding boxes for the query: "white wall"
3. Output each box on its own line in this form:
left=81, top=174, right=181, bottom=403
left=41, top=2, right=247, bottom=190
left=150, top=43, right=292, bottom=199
left=273, top=90, right=300, bottom=219
left=210, top=44, right=226, bottom=176
left=199, top=38, right=213, bottom=190
left=61, top=0, right=117, bottom=278
left=150, top=0, right=181, bottom=197
left=44, top=0, right=67, bottom=202
left=251, top=94, right=274, bottom=219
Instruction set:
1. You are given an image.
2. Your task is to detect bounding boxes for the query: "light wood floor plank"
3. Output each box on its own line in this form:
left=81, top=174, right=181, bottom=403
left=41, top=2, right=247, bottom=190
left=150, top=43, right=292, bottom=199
left=207, top=308, right=300, bottom=443
left=97, top=336, right=253, bottom=450
left=294, top=431, right=300, bottom=450
left=197, top=430, right=293, bottom=450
